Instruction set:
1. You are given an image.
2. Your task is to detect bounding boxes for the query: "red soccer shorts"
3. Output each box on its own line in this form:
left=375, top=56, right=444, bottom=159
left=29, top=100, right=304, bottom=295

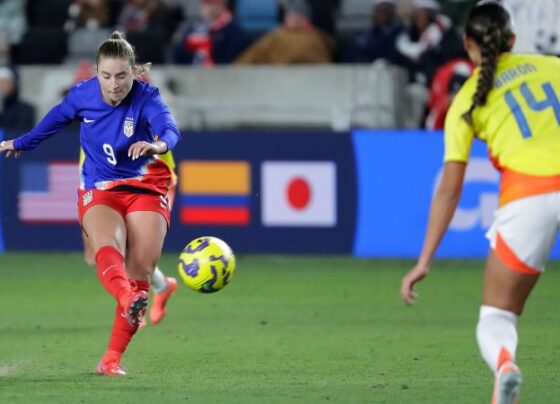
left=78, top=188, right=171, bottom=227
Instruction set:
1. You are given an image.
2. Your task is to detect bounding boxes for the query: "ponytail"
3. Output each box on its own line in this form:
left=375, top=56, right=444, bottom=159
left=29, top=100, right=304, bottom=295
left=462, top=1, right=513, bottom=125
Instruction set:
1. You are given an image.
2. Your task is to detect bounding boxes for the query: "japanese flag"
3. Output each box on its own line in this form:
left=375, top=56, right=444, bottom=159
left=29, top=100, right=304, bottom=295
left=261, top=161, right=337, bottom=227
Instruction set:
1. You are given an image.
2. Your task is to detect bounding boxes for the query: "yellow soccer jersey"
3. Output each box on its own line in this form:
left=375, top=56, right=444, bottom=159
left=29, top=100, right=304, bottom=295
left=445, top=53, right=560, bottom=176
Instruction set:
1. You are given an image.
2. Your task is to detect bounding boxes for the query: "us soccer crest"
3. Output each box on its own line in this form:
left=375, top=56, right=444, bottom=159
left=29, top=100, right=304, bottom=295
left=123, top=117, right=134, bottom=137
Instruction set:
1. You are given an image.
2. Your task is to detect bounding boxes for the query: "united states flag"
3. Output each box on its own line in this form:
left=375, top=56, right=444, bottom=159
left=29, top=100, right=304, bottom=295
left=18, top=162, right=79, bottom=223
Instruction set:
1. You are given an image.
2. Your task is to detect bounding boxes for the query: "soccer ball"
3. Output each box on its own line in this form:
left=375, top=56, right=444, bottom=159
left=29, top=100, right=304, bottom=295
left=178, top=236, right=236, bottom=293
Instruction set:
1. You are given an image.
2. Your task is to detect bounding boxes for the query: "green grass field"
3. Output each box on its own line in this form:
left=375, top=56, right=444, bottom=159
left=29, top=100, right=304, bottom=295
left=1, top=253, right=559, bottom=403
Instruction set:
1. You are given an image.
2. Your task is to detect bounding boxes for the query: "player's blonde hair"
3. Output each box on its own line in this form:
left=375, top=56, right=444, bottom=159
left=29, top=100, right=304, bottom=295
left=462, top=1, right=514, bottom=125
left=96, top=31, right=152, bottom=75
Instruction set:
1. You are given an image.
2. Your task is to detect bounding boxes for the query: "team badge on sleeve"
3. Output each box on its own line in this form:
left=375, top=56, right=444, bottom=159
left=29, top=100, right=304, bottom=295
left=123, top=117, right=134, bottom=137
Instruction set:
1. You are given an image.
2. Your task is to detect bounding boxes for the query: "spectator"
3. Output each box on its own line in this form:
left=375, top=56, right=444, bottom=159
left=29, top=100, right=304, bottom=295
left=437, top=0, right=476, bottom=26
left=0, top=0, right=27, bottom=64
left=306, top=0, right=341, bottom=37
left=424, top=58, right=474, bottom=129
left=118, top=0, right=180, bottom=64
left=64, top=0, right=113, bottom=63
left=117, top=0, right=166, bottom=34
left=278, top=0, right=341, bottom=37
left=396, top=0, right=464, bottom=128
left=0, top=66, right=35, bottom=131
left=344, top=0, right=405, bottom=64
left=236, top=0, right=334, bottom=65
left=65, top=0, right=110, bottom=31
left=396, top=0, right=454, bottom=84
left=173, top=0, right=247, bottom=66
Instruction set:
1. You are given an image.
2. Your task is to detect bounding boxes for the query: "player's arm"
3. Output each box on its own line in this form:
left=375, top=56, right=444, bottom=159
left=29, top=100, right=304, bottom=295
left=13, top=105, right=75, bottom=150
left=401, top=83, right=474, bottom=305
left=418, top=162, right=466, bottom=266
left=0, top=104, right=74, bottom=157
left=128, top=88, right=180, bottom=160
left=0, top=139, right=20, bottom=158
left=0, top=86, right=78, bottom=156
left=400, top=161, right=466, bottom=304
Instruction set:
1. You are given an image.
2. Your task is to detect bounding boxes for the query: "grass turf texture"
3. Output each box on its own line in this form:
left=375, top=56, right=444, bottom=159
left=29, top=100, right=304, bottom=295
left=1, top=254, right=559, bottom=403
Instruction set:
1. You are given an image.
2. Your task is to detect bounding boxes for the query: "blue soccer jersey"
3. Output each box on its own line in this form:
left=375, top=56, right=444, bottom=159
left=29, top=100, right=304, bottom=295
left=14, top=78, right=180, bottom=195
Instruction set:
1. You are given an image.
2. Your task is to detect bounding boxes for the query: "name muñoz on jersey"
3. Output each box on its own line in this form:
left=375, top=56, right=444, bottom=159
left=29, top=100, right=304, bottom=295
left=14, top=77, right=181, bottom=196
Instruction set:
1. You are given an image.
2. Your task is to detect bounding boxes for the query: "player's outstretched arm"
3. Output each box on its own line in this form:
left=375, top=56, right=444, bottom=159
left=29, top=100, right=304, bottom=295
left=401, top=161, right=467, bottom=305
left=0, top=140, right=21, bottom=158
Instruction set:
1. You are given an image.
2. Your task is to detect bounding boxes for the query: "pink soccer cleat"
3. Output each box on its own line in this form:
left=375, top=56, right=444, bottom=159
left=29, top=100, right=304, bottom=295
left=121, top=290, right=149, bottom=327
left=96, top=355, right=126, bottom=376
left=492, top=360, right=522, bottom=404
left=96, top=360, right=126, bottom=376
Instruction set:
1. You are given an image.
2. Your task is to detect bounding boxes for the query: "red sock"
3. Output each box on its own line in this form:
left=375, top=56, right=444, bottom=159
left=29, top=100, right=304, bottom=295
left=130, top=279, right=151, bottom=293
left=101, top=349, right=122, bottom=364
left=96, top=246, right=130, bottom=307
left=106, top=303, right=139, bottom=355
left=105, top=279, right=151, bottom=356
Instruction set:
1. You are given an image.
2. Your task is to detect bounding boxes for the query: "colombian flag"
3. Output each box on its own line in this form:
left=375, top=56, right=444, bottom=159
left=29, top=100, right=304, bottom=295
left=179, top=161, right=250, bottom=225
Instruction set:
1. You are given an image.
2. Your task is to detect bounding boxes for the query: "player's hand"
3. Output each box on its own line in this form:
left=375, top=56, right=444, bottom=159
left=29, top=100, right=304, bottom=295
left=400, top=263, right=429, bottom=306
left=0, top=140, right=21, bottom=158
left=128, top=141, right=167, bottom=160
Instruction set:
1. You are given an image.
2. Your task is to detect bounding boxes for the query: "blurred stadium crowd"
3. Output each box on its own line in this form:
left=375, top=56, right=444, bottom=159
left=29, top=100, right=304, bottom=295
left=0, top=0, right=475, bottom=66
left=0, top=0, right=558, bottom=132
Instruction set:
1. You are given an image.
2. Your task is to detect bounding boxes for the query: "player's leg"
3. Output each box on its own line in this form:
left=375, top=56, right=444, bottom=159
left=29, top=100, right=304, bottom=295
left=80, top=190, right=158, bottom=375
left=151, top=267, right=169, bottom=293
left=125, top=210, right=167, bottom=281
left=477, top=193, right=558, bottom=403
left=82, top=204, right=133, bottom=309
left=150, top=267, right=177, bottom=325
left=149, top=173, right=178, bottom=324
left=81, top=230, right=96, bottom=267
left=123, top=210, right=166, bottom=326
left=82, top=205, right=173, bottom=327
left=125, top=191, right=171, bottom=321
left=478, top=250, right=539, bottom=367
left=81, top=204, right=145, bottom=376
left=478, top=252, right=539, bottom=404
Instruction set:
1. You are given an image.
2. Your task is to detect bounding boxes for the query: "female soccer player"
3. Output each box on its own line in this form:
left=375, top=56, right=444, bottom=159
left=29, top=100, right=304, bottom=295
left=400, top=1, right=560, bottom=402
left=0, top=31, right=181, bottom=376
